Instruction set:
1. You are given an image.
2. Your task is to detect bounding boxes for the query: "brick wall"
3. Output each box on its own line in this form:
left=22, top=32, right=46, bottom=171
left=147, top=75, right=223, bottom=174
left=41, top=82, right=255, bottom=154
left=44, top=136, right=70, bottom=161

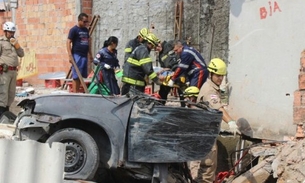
left=294, top=50, right=305, bottom=124
left=0, top=0, right=92, bottom=86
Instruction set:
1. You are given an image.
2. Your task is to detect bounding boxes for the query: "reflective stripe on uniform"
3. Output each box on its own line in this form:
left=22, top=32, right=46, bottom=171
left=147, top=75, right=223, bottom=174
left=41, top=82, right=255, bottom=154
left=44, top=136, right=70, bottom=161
left=122, top=77, right=145, bottom=86
left=184, top=49, right=206, bottom=67
left=188, top=67, right=199, bottom=75
left=125, top=47, right=132, bottom=53
left=161, top=55, right=168, bottom=62
left=178, top=63, right=189, bottom=69
left=127, top=58, right=141, bottom=66
left=139, top=58, right=152, bottom=65
left=127, top=57, right=152, bottom=66
left=148, top=72, right=157, bottom=79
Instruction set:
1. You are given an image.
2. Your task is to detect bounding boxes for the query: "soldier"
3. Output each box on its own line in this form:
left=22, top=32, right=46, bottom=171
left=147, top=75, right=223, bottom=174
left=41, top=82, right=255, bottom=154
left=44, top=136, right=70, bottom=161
left=0, top=21, right=24, bottom=116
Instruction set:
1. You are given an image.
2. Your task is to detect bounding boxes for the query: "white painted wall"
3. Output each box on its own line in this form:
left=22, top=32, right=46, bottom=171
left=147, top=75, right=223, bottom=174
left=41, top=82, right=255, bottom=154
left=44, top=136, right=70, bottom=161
left=228, top=0, right=302, bottom=140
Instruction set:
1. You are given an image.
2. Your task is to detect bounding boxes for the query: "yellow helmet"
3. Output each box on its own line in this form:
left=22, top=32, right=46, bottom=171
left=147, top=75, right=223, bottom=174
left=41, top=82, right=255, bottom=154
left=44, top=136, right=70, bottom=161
left=144, top=33, right=160, bottom=46
left=208, top=58, right=227, bottom=75
left=139, top=28, right=149, bottom=39
left=162, top=74, right=186, bottom=88
left=184, top=86, right=200, bottom=97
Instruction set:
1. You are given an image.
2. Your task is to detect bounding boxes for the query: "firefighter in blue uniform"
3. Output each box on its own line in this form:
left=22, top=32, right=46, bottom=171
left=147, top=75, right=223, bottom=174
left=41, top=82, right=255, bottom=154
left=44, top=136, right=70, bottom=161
left=168, top=40, right=209, bottom=89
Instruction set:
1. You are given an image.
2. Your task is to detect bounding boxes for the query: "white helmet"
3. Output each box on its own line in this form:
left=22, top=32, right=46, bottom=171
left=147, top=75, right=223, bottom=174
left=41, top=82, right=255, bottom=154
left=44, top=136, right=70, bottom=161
left=3, top=22, right=16, bottom=32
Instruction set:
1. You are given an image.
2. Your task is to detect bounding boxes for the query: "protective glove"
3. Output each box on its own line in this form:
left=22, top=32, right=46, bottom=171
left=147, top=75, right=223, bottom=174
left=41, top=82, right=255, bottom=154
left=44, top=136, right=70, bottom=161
left=104, top=64, right=111, bottom=69
left=228, top=121, right=241, bottom=137
left=167, top=79, right=174, bottom=87
left=9, top=37, right=17, bottom=46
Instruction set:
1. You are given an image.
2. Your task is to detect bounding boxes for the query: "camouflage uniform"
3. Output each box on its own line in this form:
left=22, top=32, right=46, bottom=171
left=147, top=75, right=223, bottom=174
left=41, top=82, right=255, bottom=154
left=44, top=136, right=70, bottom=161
left=190, top=78, right=223, bottom=183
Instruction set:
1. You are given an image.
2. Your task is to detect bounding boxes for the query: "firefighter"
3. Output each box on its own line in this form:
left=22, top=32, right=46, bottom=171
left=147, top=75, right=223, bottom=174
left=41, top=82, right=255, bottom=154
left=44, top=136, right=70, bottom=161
left=198, top=58, right=240, bottom=135
left=190, top=58, right=240, bottom=183
left=0, top=21, right=24, bottom=116
left=155, top=40, right=185, bottom=106
left=183, top=86, right=200, bottom=108
left=124, top=27, right=149, bottom=63
left=182, top=86, right=218, bottom=183
left=168, top=40, right=209, bottom=89
left=121, top=33, right=162, bottom=95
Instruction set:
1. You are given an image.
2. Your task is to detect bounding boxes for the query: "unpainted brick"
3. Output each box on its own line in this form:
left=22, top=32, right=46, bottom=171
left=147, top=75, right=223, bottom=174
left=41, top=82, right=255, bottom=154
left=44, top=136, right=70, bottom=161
left=301, top=51, right=305, bottom=69
left=293, top=106, right=305, bottom=124
left=294, top=90, right=305, bottom=107
left=299, top=73, right=305, bottom=90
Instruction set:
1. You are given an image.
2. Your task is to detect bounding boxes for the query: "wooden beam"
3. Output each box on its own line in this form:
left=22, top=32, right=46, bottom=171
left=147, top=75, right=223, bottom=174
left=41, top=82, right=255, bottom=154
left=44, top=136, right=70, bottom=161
left=174, top=0, right=183, bottom=40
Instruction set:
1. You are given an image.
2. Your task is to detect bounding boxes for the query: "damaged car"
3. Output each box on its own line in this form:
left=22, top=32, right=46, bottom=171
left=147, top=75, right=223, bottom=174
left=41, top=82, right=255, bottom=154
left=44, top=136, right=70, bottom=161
left=10, top=91, right=222, bottom=183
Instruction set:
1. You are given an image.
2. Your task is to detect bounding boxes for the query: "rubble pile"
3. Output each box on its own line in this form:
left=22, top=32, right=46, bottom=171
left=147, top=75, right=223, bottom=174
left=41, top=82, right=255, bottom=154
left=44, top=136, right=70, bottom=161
left=0, top=124, right=15, bottom=139
left=274, top=138, right=305, bottom=183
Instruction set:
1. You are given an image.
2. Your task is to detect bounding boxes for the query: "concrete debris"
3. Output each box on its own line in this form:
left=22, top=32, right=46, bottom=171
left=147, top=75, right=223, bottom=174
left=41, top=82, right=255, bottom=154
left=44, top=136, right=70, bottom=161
left=274, top=138, right=305, bottom=183
left=234, top=138, right=305, bottom=183
left=0, top=124, right=15, bottom=139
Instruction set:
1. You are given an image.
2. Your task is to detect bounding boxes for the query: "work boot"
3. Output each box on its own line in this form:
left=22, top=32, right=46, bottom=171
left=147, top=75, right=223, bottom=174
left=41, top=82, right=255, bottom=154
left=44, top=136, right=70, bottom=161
left=5, top=106, right=9, bottom=112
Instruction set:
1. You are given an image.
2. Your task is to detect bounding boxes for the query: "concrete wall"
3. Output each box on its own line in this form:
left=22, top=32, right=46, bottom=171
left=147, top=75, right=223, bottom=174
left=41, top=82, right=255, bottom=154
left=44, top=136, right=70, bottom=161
left=228, top=0, right=300, bottom=140
left=91, top=0, right=175, bottom=63
left=91, top=0, right=230, bottom=67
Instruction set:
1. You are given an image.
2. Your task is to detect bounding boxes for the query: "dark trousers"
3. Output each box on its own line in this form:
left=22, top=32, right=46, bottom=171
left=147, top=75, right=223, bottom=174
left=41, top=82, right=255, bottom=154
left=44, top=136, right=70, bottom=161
left=158, top=85, right=185, bottom=107
left=121, top=83, right=145, bottom=95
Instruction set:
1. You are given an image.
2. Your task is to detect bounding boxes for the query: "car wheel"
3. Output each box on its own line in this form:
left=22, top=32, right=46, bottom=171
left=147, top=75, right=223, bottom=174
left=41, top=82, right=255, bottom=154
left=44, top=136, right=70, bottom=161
left=46, top=128, right=99, bottom=180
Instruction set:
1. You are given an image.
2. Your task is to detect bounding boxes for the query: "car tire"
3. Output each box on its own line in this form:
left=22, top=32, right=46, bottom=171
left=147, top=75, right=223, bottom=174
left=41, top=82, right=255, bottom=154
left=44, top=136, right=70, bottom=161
left=46, top=128, right=99, bottom=180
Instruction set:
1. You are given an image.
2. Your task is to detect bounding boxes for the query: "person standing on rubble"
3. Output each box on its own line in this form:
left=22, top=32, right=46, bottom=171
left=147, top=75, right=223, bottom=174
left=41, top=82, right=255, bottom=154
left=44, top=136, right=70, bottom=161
left=0, top=21, right=24, bottom=116
left=168, top=40, right=209, bottom=89
left=121, top=33, right=162, bottom=95
left=124, top=28, right=149, bottom=63
left=189, top=58, right=240, bottom=183
left=93, top=36, right=120, bottom=95
left=66, top=13, right=93, bottom=93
